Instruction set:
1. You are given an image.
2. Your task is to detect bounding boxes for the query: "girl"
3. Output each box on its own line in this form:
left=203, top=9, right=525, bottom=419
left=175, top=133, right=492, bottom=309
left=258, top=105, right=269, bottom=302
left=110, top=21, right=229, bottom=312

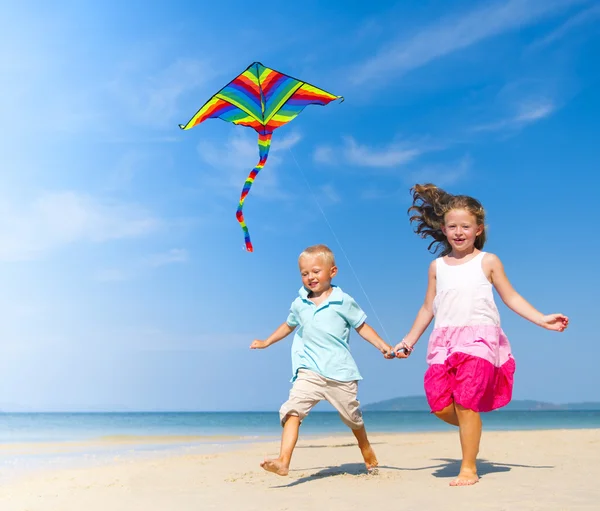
left=394, top=184, right=568, bottom=486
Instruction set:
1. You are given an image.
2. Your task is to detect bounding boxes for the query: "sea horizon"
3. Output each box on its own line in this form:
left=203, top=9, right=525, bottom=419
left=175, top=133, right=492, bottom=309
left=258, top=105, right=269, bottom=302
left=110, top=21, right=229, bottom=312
left=4, top=395, right=600, bottom=414
left=2, top=410, right=600, bottom=444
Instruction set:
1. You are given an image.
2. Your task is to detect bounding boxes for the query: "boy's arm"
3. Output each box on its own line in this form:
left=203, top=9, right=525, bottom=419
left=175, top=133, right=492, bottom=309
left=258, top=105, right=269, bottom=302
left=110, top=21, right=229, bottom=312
left=250, top=322, right=296, bottom=349
left=487, top=254, right=568, bottom=331
left=355, top=323, right=395, bottom=358
left=394, top=260, right=436, bottom=357
left=341, top=295, right=394, bottom=358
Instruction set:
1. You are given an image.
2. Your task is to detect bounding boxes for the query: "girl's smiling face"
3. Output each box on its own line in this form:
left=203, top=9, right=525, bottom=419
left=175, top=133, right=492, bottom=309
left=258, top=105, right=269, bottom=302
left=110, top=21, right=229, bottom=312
left=442, top=208, right=483, bottom=254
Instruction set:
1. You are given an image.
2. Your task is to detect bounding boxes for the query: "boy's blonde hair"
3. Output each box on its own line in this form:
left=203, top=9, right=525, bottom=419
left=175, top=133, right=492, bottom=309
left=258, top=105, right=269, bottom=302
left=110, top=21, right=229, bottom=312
left=299, top=244, right=336, bottom=267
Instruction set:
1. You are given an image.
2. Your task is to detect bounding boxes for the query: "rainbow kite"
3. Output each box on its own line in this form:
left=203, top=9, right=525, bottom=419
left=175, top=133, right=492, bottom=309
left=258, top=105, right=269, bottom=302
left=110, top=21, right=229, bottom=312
left=179, top=62, right=343, bottom=252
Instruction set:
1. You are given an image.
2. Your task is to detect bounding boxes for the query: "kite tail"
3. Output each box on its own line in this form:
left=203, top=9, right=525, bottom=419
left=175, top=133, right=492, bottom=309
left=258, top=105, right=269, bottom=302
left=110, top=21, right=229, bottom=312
left=235, top=132, right=272, bottom=252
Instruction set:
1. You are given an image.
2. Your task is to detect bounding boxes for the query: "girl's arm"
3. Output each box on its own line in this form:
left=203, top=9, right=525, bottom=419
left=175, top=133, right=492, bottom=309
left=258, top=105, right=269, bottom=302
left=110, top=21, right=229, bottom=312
left=394, top=260, right=437, bottom=357
left=250, top=322, right=296, bottom=349
left=486, top=254, right=568, bottom=331
left=355, top=322, right=395, bottom=358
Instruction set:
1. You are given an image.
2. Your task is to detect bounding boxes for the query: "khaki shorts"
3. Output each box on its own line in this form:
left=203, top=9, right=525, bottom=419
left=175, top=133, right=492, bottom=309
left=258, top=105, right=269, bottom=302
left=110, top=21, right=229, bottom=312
left=279, top=369, right=364, bottom=430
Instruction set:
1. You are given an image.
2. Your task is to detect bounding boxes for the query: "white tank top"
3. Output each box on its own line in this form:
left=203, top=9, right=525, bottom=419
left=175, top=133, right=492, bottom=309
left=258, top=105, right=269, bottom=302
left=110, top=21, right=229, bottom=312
left=433, top=252, right=500, bottom=328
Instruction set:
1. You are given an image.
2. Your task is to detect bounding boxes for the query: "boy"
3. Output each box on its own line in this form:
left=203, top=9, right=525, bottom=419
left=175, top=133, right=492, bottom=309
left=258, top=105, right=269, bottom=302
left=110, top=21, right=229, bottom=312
left=250, top=244, right=394, bottom=476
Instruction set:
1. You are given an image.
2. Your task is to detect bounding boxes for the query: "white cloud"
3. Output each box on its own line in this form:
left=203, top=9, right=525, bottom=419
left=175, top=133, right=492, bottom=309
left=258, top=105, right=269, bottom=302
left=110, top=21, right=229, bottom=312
left=314, top=146, right=336, bottom=165
left=345, top=137, right=422, bottom=167
left=359, top=155, right=471, bottom=200
left=409, top=155, right=472, bottom=188
left=515, top=102, right=556, bottom=122
left=107, top=57, right=218, bottom=130
left=0, top=11, right=216, bottom=143
left=274, top=132, right=303, bottom=150
left=530, top=4, right=600, bottom=49
left=473, top=100, right=556, bottom=132
left=351, top=0, right=586, bottom=85
left=0, top=191, right=161, bottom=261
left=196, top=130, right=303, bottom=200
left=318, top=184, right=342, bottom=204
left=315, top=136, right=423, bottom=169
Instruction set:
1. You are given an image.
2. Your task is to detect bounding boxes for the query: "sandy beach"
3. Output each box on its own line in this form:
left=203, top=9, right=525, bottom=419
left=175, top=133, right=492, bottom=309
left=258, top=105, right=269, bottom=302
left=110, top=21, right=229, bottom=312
left=0, top=429, right=598, bottom=511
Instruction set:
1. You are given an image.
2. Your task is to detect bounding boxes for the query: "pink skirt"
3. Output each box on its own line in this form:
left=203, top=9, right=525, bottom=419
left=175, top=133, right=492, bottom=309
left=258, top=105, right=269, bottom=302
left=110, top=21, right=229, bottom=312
left=424, top=351, right=516, bottom=413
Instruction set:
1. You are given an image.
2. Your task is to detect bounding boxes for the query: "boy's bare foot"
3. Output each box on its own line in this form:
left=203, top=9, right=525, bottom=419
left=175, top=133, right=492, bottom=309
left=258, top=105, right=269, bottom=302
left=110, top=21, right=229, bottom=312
left=360, top=444, right=379, bottom=474
left=449, top=468, right=479, bottom=486
left=260, top=458, right=289, bottom=476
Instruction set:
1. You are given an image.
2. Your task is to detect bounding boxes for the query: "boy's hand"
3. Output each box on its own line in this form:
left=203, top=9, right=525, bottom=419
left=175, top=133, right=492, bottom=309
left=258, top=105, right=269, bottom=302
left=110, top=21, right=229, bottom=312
left=250, top=340, right=270, bottom=349
left=539, top=314, right=569, bottom=332
left=382, top=345, right=395, bottom=359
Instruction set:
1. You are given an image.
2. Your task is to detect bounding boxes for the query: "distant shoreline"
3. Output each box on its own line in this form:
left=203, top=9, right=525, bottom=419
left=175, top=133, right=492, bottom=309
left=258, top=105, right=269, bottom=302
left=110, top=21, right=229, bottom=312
left=362, top=396, right=600, bottom=412
left=2, top=407, right=600, bottom=413
left=3, top=398, right=600, bottom=414
left=2, top=410, right=600, bottom=445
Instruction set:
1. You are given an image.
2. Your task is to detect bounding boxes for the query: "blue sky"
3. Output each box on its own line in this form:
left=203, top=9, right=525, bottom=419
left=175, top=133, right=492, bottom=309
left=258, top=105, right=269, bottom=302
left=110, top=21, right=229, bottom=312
left=0, top=0, right=598, bottom=412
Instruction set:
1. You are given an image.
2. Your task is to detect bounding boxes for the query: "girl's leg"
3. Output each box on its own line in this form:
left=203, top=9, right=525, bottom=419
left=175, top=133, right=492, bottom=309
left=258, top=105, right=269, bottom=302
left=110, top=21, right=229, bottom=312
left=351, top=426, right=379, bottom=472
left=452, top=403, right=482, bottom=486
left=260, top=414, right=301, bottom=476
left=434, top=402, right=459, bottom=426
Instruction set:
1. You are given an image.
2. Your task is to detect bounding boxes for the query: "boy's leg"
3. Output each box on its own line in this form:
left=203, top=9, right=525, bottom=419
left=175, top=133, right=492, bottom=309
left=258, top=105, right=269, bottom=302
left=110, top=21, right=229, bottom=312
left=260, top=415, right=300, bottom=476
left=452, top=403, right=482, bottom=486
left=351, top=425, right=379, bottom=473
left=261, top=370, right=321, bottom=476
left=325, top=380, right=378, bottom=472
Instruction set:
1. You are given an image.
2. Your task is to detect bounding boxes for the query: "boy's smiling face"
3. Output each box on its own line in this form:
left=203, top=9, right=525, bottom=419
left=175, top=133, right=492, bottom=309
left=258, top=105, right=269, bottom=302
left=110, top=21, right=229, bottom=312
left=299, top=254, right=337, bottom=296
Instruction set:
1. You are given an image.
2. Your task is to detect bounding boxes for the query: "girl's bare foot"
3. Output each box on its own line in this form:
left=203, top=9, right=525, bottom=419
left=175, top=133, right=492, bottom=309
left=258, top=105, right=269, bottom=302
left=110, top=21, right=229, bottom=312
left=449, top=468, right=479, bottom=486
left=260, top=458, right=289, bottom=476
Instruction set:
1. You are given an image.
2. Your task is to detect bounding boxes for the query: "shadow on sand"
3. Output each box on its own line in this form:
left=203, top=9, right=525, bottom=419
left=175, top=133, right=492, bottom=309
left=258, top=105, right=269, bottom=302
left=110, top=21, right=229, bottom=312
left=270, top=458, right=553, bottom=488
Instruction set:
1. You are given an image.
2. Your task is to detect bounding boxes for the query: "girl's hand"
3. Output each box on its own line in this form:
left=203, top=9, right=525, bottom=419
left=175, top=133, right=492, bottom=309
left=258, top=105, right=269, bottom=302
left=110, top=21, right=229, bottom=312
left=539, top=314, right=569, bottom=332
left=250, top=340, right=270, bottom=349
left=393, top=340, right=414, bottom=359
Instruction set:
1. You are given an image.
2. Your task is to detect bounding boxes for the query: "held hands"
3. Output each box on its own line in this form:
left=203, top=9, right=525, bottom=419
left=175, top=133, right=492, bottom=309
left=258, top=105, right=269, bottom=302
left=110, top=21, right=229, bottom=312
left=381, top=344, right=396, bottom=359
left=538, top=314, right=569, bottom=332
left=250, top=339, right=271, bottom=349
left=393, top=340, right=414, bottom=359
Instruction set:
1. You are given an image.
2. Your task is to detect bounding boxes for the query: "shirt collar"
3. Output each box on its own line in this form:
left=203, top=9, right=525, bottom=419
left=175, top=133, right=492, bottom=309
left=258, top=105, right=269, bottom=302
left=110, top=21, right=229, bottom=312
left=298, top=285, right=344, bottom=304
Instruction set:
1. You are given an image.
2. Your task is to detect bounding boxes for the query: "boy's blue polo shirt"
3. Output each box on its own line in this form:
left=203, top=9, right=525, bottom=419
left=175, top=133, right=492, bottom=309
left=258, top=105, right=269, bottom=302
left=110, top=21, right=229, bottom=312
left=286, top=285, right=366, bottom=383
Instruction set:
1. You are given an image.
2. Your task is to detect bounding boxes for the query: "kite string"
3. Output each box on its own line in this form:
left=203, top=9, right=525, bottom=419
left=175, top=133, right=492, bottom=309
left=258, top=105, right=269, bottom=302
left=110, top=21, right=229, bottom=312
left=287, top=148, right=392, bottom=343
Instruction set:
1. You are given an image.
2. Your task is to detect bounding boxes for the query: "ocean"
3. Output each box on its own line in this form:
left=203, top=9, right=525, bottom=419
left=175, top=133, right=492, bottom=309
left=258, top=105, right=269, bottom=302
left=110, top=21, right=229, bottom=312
left=1, top=411, right=599, bottom=482
left=3, top=410, right=600, bottom=443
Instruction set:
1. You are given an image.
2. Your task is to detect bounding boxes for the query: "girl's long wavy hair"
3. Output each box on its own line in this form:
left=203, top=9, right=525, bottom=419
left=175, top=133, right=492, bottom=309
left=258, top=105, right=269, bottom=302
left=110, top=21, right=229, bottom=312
left=408, top=183, right=486, bottom=256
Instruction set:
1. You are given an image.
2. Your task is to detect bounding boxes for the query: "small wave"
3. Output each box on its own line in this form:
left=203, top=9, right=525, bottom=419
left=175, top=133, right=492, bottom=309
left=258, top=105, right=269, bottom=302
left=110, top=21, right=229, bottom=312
left=95, top=434, right=244, bottom=443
